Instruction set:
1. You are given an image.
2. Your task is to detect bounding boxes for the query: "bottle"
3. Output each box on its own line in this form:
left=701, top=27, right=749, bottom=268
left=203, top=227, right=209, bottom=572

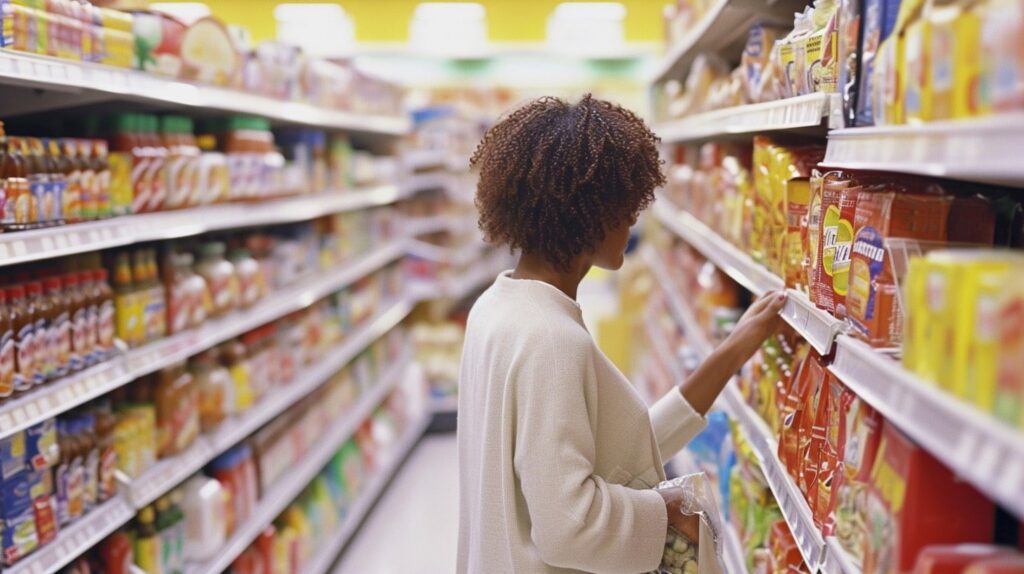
left=168, top=492, right=186, bottom=574
left=43, top=139, right=66, bottom=225
left=144, top=249, right=167, bottom=342
left=93, top=401, right=118, bottom=502
left=0, top=121, right=9, bottom=230
left=25, top=138, right=49, bottom=228
left=142, top=115, right=167, bottom=213
left=65, top=273, right=87, bottom=373
left=54, top=138, right=78, bottom=225
left=91, top=140, right=112, bottom=219
left=192, top=348, right=228, bottom=432
left=134, top=506, right=164, bottom=574
left=46, top=276, right=71, bottom=380
left=79, top=270, right=99, bottom=366
left=99, top=529, right=134, bottom=574
left=220, top=340, right=252, bottom=413
left=9, top=285, right=35, bottom=393
left=132, top=250, right=152, bottom=343
left=92, top=269, right=116, bottom=359
left=109, top=114, right=141, bottom=217
left=56, top=417, right=85, bottom=525
left=27, top=281, right=52, bottom=386
left=3, top=131, right=30, bottom=231
left=113, top=252, right=140, bottom=347
left=0, top=289, right=14, bottom=399
left=80, top=413, right=99, bottom=513
left=155, top=496, right=184, bottom=574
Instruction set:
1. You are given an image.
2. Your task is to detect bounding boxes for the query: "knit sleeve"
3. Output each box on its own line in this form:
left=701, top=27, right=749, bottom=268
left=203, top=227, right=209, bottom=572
left=511, top=331, right=668, bottom=573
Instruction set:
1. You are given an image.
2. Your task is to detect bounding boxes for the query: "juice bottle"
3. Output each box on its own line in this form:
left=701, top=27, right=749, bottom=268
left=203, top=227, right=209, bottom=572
left=134, top=506, right=163, bottom=574
left=142, top=116, right=167, bottom=213
left=0, top=289, right=14, bottom=399
left=65, top=273, right=87, bottom=373
left=44, top=139, right=66, bottom=225
left=80, top=413, right=99, bottom=513
left=27, top=281, right=52, bottom=386
left=93, top=402, right=117, bottom=501
left=9, top=285, right=34, bottom=394
left=112, top=252, right=140, bottom=347
left=108, top=114, right=139, bottom=217
left=25, top=138, right=50, bottom=227
left=132, top=250, right=153, bottom=344
left=46, top=276, right=71, bottom=380
left=92, top=140, right=113, bottom=219
left=145, top=249, right=167, bottom=342
left=7, top=137, right=33, bottom=231
left=55, top=138, right=79, bottom=225
left=192, top=348, right=228, bottom=432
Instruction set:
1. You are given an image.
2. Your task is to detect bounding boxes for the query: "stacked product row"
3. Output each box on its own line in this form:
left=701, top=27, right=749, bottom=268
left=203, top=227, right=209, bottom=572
left=0, top=117, right=397, bottom=232
left=0, top=1, right=403, bottom=117
left=657, top=0, right=1023, bottom=126
left=53, top=328, right=415, bottom=574
left=643, top=239, right=1024, bottom=573
left=664, top=139, right=1024, bottom=431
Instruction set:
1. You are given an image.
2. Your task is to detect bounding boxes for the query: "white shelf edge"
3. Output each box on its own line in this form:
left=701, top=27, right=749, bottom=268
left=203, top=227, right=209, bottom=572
left=652, top=197, right=784, bottom=297
left=0, top=184, right=404, bottom=269
left=779, top=290, right=844, bottom=355
left=186, top=358, right=415, bottom=574
left=0, top=240, right=407, bottom=439
left=6, top=495, right=136, bottom=574
left=823, top=112, right=1024, bottom=187
left=402, top=172, right=452, bottom=196
left=308, top=412, right=431, bottom=574
left=0, top=50, right=410, bottom=135
left=656, top=94, right=839, bottom=143
left=402, top=149, right=448, bottom=172
left=829, top=335, right=1024, bottom=520
left=823, top=536, right=861, bottom=574
left=122, top=303, right=416, bottom=508
left=720, top=386, right=826, bottom=570
left=651, top=0, right=730, bottom=83
left=722, top=519, right=750, bottom=574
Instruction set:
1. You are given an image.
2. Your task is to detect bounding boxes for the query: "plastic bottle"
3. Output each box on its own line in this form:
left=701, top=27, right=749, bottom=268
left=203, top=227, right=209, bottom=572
left=24, top=138, right=49, bottom=228
left=27, top=281, right=52, bottom=386
left=181, top=475, right=227, bottom=561
left=168, top=491, right=186, bottom=573
left=91, top=140, right=113, bottom=219
left=78, top=140, right=97, bottom=222
left=0, top=121, right=9, bottom=230
left=113, top=251, right=141, bottom=347
left=80, top=413, right=99, bottom=513
left=93, top=268, right=116, bottom=358
left=65, top=273, right=87, bottom=372
left=144, top=249, right=167, bottom=342
left=46, top=276, right=71, bottom=380
left=55, top=417, right=85, bottom=525
left=93, top=401, right=117, bottom=501
left=109, top=114, right=141, bottom=217
left=155, top=496, right=176, bottom=574
left=196, top=242, right=239, bottom=317
left=99, top=529, right=134, bottom=574
left=220, top=340, right=252, bottom=413
left=134, top=506, right=164, bottom=574
left=58, top=139, right=81, bottom=224
left=229, top=247, right=262, bottom=308
left=44, top=139, right=66, bottom=225
left=9, top=285, right=35, bottom=394
left=192, top=348, right=230, bottom=432
left=142, top=115, right=168, bottom=213
left=0, top=289, right=14, bottom=399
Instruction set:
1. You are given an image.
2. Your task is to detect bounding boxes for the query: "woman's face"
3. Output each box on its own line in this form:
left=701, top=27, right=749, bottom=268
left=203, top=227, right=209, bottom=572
left=590, top=216, right=636, bottom=271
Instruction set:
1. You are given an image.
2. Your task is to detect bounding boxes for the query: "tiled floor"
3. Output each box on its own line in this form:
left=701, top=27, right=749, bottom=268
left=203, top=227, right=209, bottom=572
left=333, top=432, right=460, bottom=573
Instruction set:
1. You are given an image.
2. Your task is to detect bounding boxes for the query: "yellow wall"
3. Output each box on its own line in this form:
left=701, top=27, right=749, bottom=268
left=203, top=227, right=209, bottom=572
left=162, top=0, right=666, bottom=43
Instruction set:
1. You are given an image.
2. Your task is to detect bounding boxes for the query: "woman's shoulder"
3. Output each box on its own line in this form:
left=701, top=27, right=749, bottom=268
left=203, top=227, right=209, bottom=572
left=468, top=288, right=593, bottom=352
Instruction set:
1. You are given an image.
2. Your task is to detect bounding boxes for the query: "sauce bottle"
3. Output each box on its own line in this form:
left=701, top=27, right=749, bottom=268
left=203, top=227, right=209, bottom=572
left=26, top=281, right=51, bottom=386
left=46, top=277, right=71, bottom=380
left=100, top=529, right=134, bottom=574
left=142, top=115, right=167, bottom=213
left=113, top=252, right=140, bottom=347
left=7, top=138, right=32, bottom=231
left=109, top=114, right=140, bottom=217
left=132, top=250, right=152, bottom=343
left=80, top=270, right=99, bottom=366
left=135, top=506, right=163, bottom=574
left=0, top=121, right=9, bottom=230
left=9, top=285, right=35, bottom=393
left=91, top=140, right=112, bottom=219
left=65, top=273, right=87, bottom=373
left=63, top=139, right=84, bottom=224
left=93, top=402, right=117, bottom=502
left=56, top=417, right=85, bottom=526
left=219, top=340, right=252, bottom=413
left=93, top=268, right=115, bottom=358
left=78, top=140, right=96, bottom=222
left=144, top=249, right=167, bottom=342
left=0, top=289, right=14, bottom=399
left=23, top=138, right=46, bottom=228
left=41, top=139, right=65, bottom=226
left=80, top=413, right=99, bottom=513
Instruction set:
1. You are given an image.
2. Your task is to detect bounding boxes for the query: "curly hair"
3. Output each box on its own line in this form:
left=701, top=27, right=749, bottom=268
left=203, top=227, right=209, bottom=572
left=470, top=94, right=665, bottom=271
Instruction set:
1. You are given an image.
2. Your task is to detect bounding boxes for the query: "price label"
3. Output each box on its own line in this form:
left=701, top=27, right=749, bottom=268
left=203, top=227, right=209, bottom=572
left=0, top=243, right=9, bottom=259
left=12, top=240, right=27, bottom=257
left=40, top=236, right=54, bottom=253
left=54, top=234, right=69, bottom=251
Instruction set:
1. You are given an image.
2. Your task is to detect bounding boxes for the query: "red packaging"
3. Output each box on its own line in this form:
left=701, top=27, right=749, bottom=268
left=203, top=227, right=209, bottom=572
left=797, top=368, right=831, bottom=501
left=834, top=396, right=883, bottom=564
left=863, top=423, right=996, bottom=574
left=779, top=350, right=826, bottom=477
left=964, top=556, right=1024, bottom=573
left=913, top=545, right=1018, bottom=574
left=770, top=519, right=809, bottom=573
left=807, top=170, right=826, bottom=304
left=847, top=188, right=952, bottom=348
left=813, top=379, right=853, bottom=535
left=813, top=171, right=855, bottom=313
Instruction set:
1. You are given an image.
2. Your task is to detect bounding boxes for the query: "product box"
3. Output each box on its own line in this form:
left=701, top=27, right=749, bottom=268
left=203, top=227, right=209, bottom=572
left=980, top=0, right=1024, bottom=112
left=25, top=420, right=58, bottom=471
left=1, top=507, right=37, bottom=566
left=814, top=171, right=857, bottom=314
left=862, top=422, right=995, bottom=574
left=995, top=269, right=1024, bottom=429
left=856, top=0, right=903, bottom=125
left=902, top=2, right=933, bottom=122
left=0, top=431, right=25, bottom=482
left=807, top=1, right=840, bottom=93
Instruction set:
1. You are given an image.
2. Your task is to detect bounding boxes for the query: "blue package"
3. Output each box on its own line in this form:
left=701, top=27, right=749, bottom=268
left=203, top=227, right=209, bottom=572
left=687, top=411, right=731, bottom=477
left=0, top=432, right=25, bottom=482
left=0, top=473, right=33, bottom=519
left=1, top=508, right=38, bottom=566
left=25, top=420, right=58, bottom=471
left=855, top=0, right=903, bottom=125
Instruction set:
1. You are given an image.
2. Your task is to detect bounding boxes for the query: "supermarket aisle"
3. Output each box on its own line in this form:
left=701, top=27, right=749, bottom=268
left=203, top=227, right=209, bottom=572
left=334, top=432, right=460, bottom=573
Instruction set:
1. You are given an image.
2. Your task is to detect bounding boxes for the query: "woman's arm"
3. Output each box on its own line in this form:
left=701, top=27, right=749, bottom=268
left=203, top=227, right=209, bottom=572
left=679, top=292, right=787, bottom=414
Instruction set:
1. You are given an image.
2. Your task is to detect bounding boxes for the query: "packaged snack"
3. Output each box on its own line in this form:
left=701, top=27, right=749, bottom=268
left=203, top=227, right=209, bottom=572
left=648, top=473, right=725, bottom=574
left=791, top=8, right=815, bottom=96
left=807, top=0, right=841, bottom=93
left=741, top=23, right=786, bottom=103
left=913, top=544, right=1018, bottom=573
left=769, top=520, right=807, bottom=573
left=857, top=0, right=903, bottom=125
left=901, top=0, right=932, bottom=122
left=995, top=268, right=1024, bottom=429
left=813, top=171, right=857, bottom=314
left=847, top=187, right=951, bottom=348
left=980, top=0, right=1024, bottom=112
left=862, top=422, right=995, bottom=574
left=132, top=11, right=187, bottom=78
left=834, top=396, right=883, bottom=566
left=812, top=378, right=852, bottom=535
left=778, top=350, right=826, bottom=476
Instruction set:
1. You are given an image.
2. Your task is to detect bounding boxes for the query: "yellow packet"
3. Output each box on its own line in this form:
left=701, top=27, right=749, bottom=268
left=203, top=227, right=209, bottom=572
left=995, top=269, right=1024, bottom=429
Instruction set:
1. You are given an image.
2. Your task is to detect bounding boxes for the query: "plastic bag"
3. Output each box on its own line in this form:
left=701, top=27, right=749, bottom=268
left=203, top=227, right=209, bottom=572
left=648, top=473, right=726, bottom=574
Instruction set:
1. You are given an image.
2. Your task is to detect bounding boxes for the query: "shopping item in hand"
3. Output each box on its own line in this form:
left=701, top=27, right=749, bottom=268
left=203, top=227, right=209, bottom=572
left=648, top=473, right=725, bottom=574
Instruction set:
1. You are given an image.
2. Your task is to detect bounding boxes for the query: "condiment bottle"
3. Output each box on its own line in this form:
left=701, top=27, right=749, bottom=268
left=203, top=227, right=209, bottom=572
left=100, top=529, right=134, bottom=574
left=9, top=285, right=35, bottom=393
left=144, top=249, right=167, bottom=342
left=134, top=506, right=163, bottom=574
left=80, top=413, right=99, bottom=513
left=93, top=402, right=117, bottom=502
left=27, top=280, right=52, bottom=386
left=56, top=417, right=85, bottom=525
left=65, top=273, right=88, bottom=373
left=46, top=276, right=71, bottom=380
left=109, top=114, right=140, bottom=217
left=228, top=248, right=262, bottom=308
left=0, top=289, right=14, bottom=399
left=92, top=269, right=116, bottom=359
left=192, top=348, right=228, bottom=432
left=91, top=140, right=113, bottom=219
left=142, top=115, right=167, bottom=213
left=25, top=138, right=49, bottom=227
left=44, top=139, right=66, bottom=225
left=132, top=250, right=152, bottom=343
left=8, top=137, right=32, bottom=231
left=55, top=138, right=78, bottom=224
left=80, top=270, right=99, bottom=366
left=219, top=340, right=252, bottom=413
left=112, top=252, right=141, bottom=347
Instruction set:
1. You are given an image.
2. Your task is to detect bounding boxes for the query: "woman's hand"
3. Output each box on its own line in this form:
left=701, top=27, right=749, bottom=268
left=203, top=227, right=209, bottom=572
left=657, top=486, right=701, bottom=542
left=727, top=291, right=787, bottom=361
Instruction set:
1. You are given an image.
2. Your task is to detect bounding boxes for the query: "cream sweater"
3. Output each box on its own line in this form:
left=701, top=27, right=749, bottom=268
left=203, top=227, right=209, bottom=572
left=457, top=272, right=707, bottom=574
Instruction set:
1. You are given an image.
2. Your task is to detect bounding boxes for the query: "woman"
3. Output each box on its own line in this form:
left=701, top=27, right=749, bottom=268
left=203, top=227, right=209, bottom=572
left=458, top=95, right=785, bottom=574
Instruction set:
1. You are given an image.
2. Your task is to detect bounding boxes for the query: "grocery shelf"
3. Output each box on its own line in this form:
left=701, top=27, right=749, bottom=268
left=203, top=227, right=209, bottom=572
left=0, top=240, right=406, bottom=439
left=829, top=335, right=1024, bottom=519
left=6, top=495, right=136, bottom=574
left=644, top=314, right=688, bottom=387
left=722, top=518, right=750, bottom=574
left=720, top=386, right=827, bottom=570
left=403, top=149, right=449, bottom=172
left=402, top=172, right=452, bottom=196
left=0, top=50, right=410, bottom=136
left=651, top=0, right=805, bottom=84
left=823, top=537, right=860, bottom=574
left=430, top=395, right=460, bottom=415
left=0, top=184, right=403, bottom=269
left=186, top=358, right=417, bottom=574
left=652, top=197, right=784, bottom=296
left=309, top=412, right=431, bottom=574
left=641, top=244, right=714, bottom=357
left=823, top=113, right=1024, bottom=187
left=120, top=303, right=416, bottom=509
left=656, top=93, right=843, bottom=143
left=779, top=291, right=844, bottom=355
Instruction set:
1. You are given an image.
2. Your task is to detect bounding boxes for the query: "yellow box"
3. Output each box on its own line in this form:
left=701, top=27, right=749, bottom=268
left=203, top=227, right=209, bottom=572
left=951, top=257, right=1013, bottom=409
left=995, top=268, right=1024, bottom=429
left=902, top=15, right=933, bottom=122
left=902, top=257, right=929, bottom=376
